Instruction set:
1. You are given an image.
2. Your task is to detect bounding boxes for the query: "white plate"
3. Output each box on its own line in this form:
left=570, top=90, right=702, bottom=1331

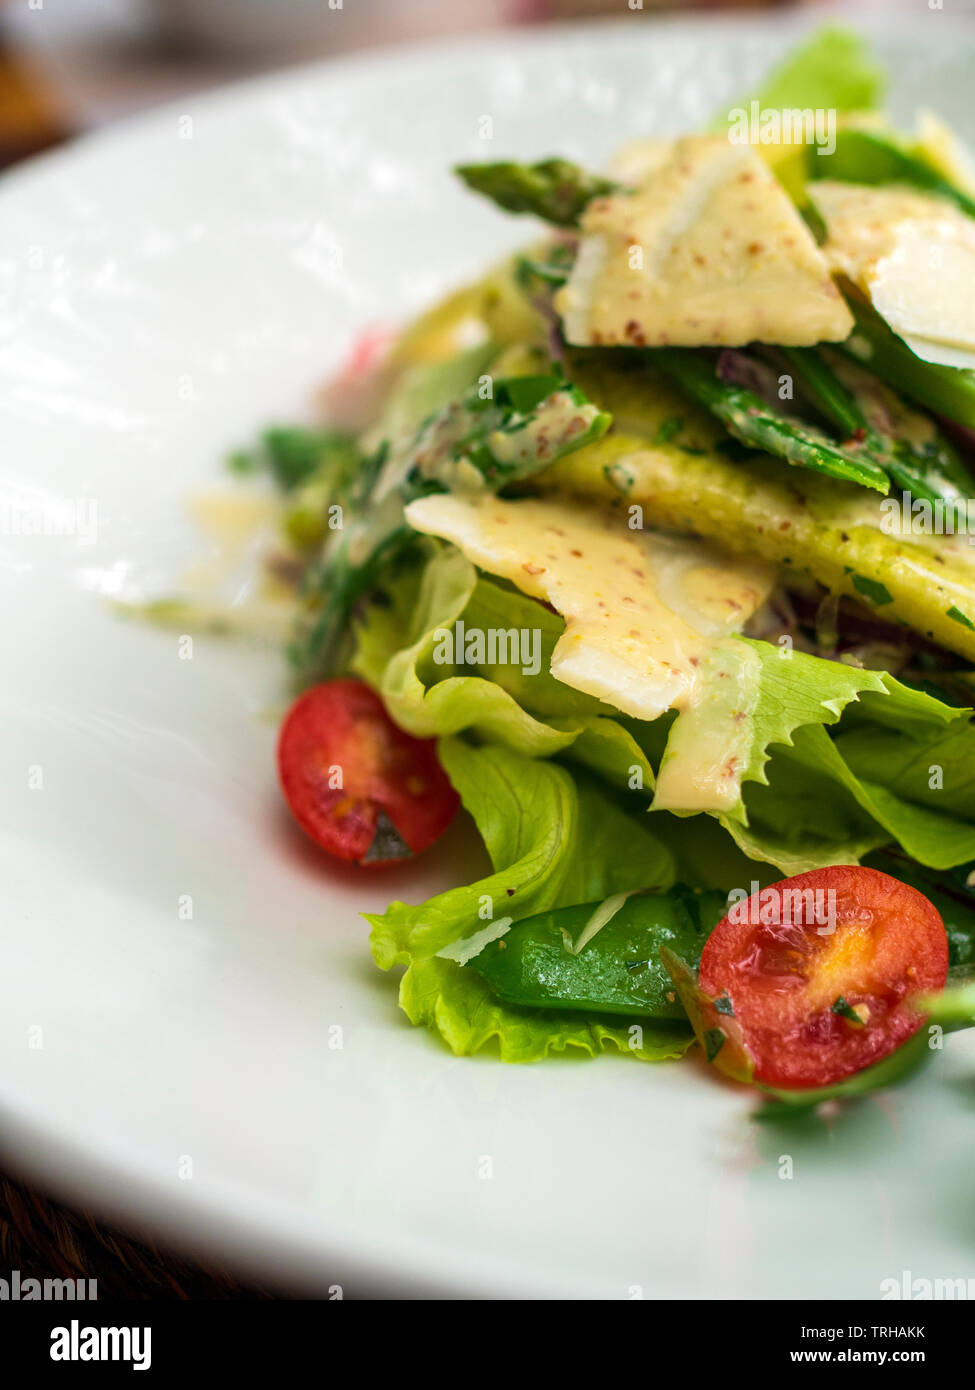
left=3, top=14, right=975, bottom=1300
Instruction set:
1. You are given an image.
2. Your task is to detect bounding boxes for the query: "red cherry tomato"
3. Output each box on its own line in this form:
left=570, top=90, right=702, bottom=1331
left=692, top=866, right=948, bottom=1090
left=277, top=679, right=459, bottom=866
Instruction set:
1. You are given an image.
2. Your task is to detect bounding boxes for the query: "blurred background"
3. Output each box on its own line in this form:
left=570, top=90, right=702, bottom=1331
left=0, top=0, right=956, bottom=170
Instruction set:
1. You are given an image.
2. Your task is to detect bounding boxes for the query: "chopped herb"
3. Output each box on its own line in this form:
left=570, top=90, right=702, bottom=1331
left=947, top=606, right=975, bottom=631
left=851, top=573, right=893, bottom=607
left=704, top=1027, right=726, bottom=1063
left=831, top=996, right=865, bottom=1025
left=714, top=992, right=735, bottom=1017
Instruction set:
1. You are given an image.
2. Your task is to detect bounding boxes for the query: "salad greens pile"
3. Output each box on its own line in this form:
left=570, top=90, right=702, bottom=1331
left=239, top=26, right=975, bottom=1106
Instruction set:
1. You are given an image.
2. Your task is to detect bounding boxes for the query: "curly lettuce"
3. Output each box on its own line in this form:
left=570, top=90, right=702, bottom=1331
left=365, top=738, right=691, bottom=1062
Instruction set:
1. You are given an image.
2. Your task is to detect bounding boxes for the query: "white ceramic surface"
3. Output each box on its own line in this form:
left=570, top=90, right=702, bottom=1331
left=3, top=14, right=975, bottom=1299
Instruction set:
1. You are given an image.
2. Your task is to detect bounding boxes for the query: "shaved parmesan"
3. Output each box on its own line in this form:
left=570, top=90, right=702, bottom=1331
left=812, top=180, right=975, bottom=363
left=607, top=136, right=673, bottom=184
left=437, top=916, right=513, bottom=965
left=564, top=891, right=636, bottom=956
left=403, top=492, right=774, bottom=723
left=555, top=135, right=852, bottom=349
left=899, top=335, right=975, bottom=371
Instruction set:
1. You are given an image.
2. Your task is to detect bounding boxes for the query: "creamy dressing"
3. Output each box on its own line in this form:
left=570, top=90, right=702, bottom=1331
left=377, top=386, right=599, bottom=501
left=652, top=638, right=762, bottom=813
left=485, top=390, right=601, bottom=472
left=403, top=493, right=774, bottom=750
left=555, top=135, right=851, bottom=349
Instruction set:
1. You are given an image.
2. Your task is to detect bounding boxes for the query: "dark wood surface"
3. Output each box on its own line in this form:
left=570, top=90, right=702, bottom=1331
left=0, top=1172, right=277, bottom=1300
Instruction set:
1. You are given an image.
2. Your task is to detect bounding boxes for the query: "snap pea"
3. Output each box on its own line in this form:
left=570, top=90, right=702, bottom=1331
left=464, top=886, right=727, bottom=1019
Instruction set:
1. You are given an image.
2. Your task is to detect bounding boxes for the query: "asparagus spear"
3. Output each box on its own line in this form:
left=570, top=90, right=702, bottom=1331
left=777, top=346, right=865, bottom=437
left=780, top=347, right=972, bottom=506
left=654, top=348, right=890, bottom=493
left=454, top=159, right=618, bottom=228
left=295, top=371, right=612, bottom=681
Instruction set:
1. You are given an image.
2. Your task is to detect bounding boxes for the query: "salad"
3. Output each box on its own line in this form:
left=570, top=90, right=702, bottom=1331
left=231, top=28, right=975, bottom=1109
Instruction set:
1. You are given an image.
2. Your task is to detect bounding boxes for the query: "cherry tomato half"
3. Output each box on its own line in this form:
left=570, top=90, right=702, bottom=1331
left=685, top=866, right=948, bottom=1090
left=277, top=679, right=459, bottom=866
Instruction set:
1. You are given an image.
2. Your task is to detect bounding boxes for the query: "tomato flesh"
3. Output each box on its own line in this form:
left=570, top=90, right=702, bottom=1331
left=697, top=866, right=948, bottom=1089
left=277, top=679, right=459, bottom=866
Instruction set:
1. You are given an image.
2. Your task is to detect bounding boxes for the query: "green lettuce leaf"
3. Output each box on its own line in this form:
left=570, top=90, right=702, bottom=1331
left=721, top=725, right=889, bottom=875
left=651, top=635, right=975, bottom=874
left=351, top=544, right=655, bottom=788
left=353, top=544, right=975, bottom=878
left=730, top=25, right=885, bottom=117
left=731, top=640, right=888, bottom=805
left=399, top=957, right=691, bottom=1063
left=352, top=543, right=580, bottom=756
left=365, top=738, right=691, bottom=1062
left=721, top=668, right=975, bottom=873
left=368, top=738, right=674, bottom=968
